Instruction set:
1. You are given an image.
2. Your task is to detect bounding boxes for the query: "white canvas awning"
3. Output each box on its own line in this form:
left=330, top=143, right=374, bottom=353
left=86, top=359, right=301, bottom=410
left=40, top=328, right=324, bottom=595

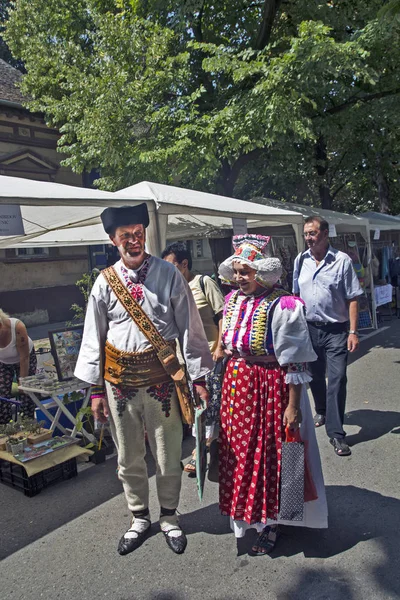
left=251, top=197, right=371, bottom=239
left=0, top=177, right=305, bottom=254
left=113, top=182, right=305, bottom=254
left=359, top=211, right=400, bottom=232
left=0, top=175, right=149, bottom=249
left=0, top=174, right=121, bottom=205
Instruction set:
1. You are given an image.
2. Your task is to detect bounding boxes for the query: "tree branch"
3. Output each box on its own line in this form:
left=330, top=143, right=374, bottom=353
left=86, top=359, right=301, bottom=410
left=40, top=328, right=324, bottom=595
left=191, top=3, right=204, bottom=43
left=220, top=148, right=264, bottom=196
left=331, top=177, right=352, bottom=200
left=322, top=87, right=400, bottom=117
left=330, top=150, right=348, bottom=181
left=254, top=0, right=283, bottom=50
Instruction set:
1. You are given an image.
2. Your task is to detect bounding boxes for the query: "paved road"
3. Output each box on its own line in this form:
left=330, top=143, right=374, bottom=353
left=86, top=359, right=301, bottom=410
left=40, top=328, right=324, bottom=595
left=1, top=322, right=399, bottom=600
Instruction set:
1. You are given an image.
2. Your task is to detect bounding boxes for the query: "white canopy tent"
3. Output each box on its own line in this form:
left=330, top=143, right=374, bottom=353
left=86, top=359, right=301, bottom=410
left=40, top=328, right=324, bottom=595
left=0, top=177, right=305, bottom=255
left=250, top=197, right=378, bottom=328
left=359, top=211, right=400, bottom=233
left=251, top=197, right=372, bottom=239
left=0, top=175, right=150, bottom=250
left=6, top=214, right=277, bottom=248
left=113, top=181, right=306, bottom=254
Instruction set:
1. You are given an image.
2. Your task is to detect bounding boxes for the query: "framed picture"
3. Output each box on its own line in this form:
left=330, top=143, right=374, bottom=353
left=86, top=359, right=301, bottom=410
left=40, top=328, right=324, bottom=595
left=48, top=325, right=84, bottom=381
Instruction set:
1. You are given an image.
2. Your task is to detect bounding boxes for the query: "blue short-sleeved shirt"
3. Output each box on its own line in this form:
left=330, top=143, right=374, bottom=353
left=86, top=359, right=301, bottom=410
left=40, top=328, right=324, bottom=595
left=292, top=246, right=363, bottom=323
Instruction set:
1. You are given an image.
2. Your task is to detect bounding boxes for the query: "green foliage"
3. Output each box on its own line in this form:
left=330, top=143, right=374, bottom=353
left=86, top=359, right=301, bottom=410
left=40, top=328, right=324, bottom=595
left=4, top=1, right=400, bottom=212
left=0, top=0, right=23, bottom=68
left=68, top=269, right=100, bottom=325
left=19, top=416, right=44, bottom=434
left=378, top=0, right=400, bottom=21
left=75, top=406, right=100, bottom=449
left=62, top=390, right=85, bottom=405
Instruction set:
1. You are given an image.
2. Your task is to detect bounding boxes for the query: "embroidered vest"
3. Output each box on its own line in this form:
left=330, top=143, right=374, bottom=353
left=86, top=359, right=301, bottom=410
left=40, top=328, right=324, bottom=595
left=223, top=288, right=289, bottom=356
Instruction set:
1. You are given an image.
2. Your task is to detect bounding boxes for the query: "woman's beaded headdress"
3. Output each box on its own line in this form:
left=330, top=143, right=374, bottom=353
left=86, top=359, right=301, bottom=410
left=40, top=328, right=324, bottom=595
left=218, top=234, right=282, bottom=288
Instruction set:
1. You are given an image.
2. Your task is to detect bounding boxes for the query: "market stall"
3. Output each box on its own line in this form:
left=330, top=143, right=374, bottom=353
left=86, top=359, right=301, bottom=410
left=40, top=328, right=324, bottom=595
left=0, top=176, right=305, bottom=256
left=250, top=198, right=376, bottom=328
left=360, top=212, right=400, bottom=320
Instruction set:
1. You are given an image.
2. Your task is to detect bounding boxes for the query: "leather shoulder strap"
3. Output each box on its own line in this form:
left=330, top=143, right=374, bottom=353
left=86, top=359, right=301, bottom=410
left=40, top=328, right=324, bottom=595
left=102, top=266, right=169, bottom=353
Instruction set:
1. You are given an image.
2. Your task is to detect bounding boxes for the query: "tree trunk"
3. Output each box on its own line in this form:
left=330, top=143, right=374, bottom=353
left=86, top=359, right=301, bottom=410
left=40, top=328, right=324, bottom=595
left=318, top=184, right=333, bottom=210
left=315, top=136, right=333, bottom=209
left=375, top=155, right=390, bottom=213
left=217, top=149, right=263, bottom=198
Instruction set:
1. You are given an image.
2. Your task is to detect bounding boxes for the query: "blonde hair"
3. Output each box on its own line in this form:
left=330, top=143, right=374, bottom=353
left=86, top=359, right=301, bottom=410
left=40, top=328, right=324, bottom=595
left=0, top=309, right=10, bottom=325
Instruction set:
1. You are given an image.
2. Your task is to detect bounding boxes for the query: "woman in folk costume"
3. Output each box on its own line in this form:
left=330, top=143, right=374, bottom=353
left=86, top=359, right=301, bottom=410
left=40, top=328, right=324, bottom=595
left=218, top=234, right=328, bottom=555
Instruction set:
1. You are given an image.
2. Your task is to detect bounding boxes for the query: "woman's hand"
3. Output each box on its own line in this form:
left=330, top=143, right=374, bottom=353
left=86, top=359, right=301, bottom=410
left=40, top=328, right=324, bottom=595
left=283, top=405, right=302, bottom=431
left=212, top=344, right=225, bottom=362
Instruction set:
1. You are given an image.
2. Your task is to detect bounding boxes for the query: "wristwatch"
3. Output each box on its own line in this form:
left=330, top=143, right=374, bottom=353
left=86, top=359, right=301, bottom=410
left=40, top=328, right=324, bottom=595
left=348, top=330, right=358, bottom=336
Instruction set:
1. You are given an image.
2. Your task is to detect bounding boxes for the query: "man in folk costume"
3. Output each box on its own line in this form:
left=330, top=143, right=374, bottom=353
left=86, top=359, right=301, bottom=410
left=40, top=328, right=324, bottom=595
left=75, top=204, right=213, bottom=555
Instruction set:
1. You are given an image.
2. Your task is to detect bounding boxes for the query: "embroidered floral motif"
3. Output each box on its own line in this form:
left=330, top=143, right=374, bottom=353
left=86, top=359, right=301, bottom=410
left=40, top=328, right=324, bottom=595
left=287, top=363, right=306, bottom=373
left=120, top=257, right=151, bottom=303
left=111, top=384, right=139, bottom=417
left=146, top=382, right=174, bottom=417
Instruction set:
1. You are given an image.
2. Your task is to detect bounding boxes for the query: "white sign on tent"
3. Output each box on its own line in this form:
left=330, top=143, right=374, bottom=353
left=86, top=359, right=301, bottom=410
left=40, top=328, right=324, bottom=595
left=232, top=217, right=248, bottom=236
left=328, top=223, right=337, bottom=238
left=0, top=205, right=24, bottom=236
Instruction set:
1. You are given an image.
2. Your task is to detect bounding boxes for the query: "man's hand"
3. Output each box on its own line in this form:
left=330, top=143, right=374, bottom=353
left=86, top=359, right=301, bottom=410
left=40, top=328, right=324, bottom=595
left=283, top=406, right=302, bottom=431
left=91, top=395, right=110, bottom=423
left=194, top=384, right=209, bottom=407
left=347, top=333, right=359, bottom=353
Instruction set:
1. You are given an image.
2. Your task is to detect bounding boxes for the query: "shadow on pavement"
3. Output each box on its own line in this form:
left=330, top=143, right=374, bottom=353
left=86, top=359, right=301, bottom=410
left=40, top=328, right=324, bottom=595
left=345, top=409, right=400, bottom=446
left=180, top=485, right=399, bottom=599
left=274, top=485, right=400, bottom=599
left=348, top=319, right=400, bottom=366
left=275, top=567, right=357, bottom=600
left=0, top=435, right=195, bottom=561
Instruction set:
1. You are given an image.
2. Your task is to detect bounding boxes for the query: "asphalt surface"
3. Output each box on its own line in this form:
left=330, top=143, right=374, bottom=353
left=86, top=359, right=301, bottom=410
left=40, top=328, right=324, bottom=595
left=1, top=321, right=399, bottom=600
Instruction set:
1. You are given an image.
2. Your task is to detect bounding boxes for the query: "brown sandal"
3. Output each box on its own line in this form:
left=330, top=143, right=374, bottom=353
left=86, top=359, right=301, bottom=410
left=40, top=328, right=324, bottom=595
left=183, top=458, right=196, bottom=473
left=251, top=525, right=280, bottom=556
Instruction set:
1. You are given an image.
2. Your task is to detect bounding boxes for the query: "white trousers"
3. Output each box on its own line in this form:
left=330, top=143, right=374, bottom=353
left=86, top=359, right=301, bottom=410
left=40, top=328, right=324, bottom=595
left=105, top=381, right=183, bottom=514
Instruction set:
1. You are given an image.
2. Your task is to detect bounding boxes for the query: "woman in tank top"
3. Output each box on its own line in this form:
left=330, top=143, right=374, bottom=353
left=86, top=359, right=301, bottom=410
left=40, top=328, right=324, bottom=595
left=0, top=308, right=37, bottom=423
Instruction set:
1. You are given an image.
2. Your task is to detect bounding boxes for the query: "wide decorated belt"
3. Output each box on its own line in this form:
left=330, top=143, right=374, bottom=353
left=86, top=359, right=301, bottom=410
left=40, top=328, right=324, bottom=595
left=230, top=353, right=283, bottom=369
left=104, top=341, right=174, bottom=388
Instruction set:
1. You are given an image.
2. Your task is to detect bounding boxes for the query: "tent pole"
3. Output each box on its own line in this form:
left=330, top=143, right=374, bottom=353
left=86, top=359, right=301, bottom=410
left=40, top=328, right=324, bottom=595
left=293, top=223, right=304, bottom=253
left=365, top=226, right=378, bottom=329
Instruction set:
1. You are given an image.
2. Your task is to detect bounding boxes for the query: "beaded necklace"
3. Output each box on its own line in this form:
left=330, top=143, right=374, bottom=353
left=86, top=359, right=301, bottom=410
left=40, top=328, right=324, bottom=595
left=120, top=256, right=151, bottom=303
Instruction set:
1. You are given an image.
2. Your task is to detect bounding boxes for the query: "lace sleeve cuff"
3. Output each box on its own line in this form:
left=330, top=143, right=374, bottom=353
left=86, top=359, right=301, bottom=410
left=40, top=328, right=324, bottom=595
left=285, top=363, right=312, bottom=385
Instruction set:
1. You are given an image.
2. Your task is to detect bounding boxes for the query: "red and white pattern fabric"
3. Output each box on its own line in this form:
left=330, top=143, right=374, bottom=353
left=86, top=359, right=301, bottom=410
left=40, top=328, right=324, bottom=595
left=219, top=358, right=288, bottom=523
left=219, top=288, right=327, bottom=536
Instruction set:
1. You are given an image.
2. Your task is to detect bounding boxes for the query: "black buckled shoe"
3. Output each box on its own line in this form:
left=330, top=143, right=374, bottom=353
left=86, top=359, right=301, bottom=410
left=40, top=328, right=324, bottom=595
left=117, top=517, right=151, bottom=556
left=162, top=528, right=187, bottom=554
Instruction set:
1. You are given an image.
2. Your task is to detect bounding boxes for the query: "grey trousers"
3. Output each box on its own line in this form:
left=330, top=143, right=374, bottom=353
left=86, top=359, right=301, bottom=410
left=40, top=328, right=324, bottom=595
left=307, top=322, right=349, bottom=440
left=105, top=381, right=183, bottom=514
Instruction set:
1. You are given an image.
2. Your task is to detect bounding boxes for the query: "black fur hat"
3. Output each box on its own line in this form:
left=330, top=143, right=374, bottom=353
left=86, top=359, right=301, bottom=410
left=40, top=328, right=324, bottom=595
left=101, top=203, right=149, bottom=234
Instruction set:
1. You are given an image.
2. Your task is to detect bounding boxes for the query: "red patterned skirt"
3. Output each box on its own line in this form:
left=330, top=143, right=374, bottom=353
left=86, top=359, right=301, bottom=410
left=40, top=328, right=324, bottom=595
left=219, top=357, right=289, bottom=524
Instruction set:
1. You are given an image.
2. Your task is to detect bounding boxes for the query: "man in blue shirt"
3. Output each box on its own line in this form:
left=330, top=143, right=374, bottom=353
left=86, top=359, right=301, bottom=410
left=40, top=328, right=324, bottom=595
left=293, top=216, right=363, bottom=457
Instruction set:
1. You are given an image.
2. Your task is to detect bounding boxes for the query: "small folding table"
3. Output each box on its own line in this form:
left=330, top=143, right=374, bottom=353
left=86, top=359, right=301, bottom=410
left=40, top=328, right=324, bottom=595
left=18, top=378, right=96, bottom=443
